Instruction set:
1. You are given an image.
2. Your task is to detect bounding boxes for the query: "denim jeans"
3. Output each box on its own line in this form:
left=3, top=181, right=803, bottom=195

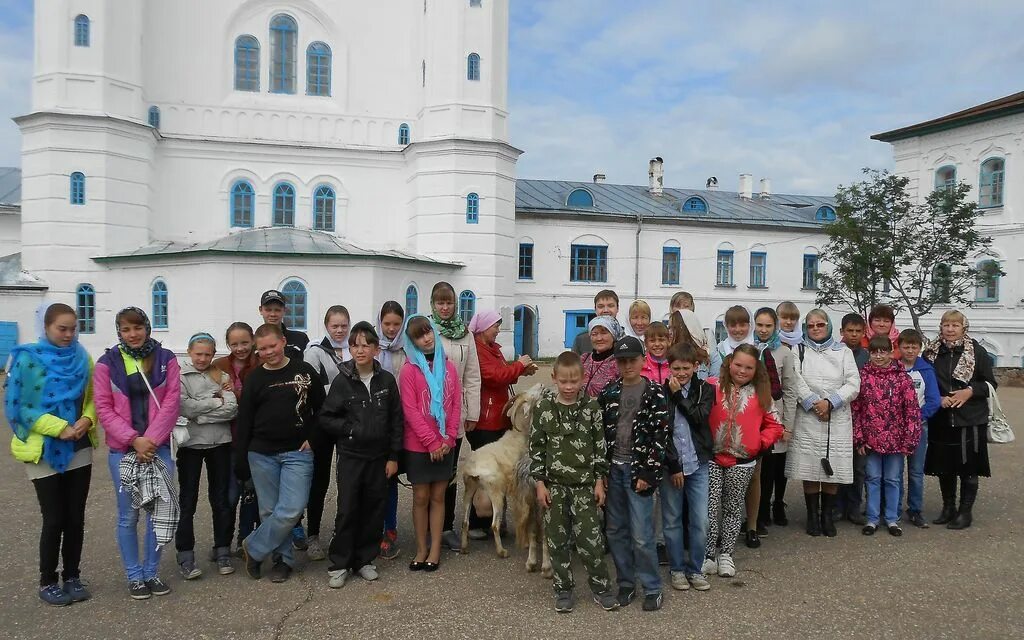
left=865, top=452, right=904, bottom=526
left=246, top=449, right=314, bottom=567
left=660, top=462, right=709, bottom=576
left=108, top=445, right=174, bottom=582
left=903, top=424, right=928, bottom=515
left=606, top=462, right=661, bottom=594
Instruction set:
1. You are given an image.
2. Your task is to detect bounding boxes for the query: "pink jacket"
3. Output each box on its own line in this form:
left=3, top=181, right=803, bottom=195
left=852, top=361, right=922, bottom=455
left=94, top=348, right=182, bottom=453
left=641, top=353, right=671, bottom=385
left=399, top=360, right=462, bottom=453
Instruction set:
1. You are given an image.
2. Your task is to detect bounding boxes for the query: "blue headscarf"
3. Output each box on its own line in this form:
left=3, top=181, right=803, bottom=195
left=402, top=314, right=448, bottom=437
left=753, top=307, right=782, bottom=352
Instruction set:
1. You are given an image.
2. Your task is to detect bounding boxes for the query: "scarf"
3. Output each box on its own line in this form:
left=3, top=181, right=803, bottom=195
left=675, top=310, right=708, bottom=349
left=779, top=327, right=803, bottom=347
left=588, top=315, right=624, bottom=341
left=5, top=339, right=90, bottom=472
left=802, top=314, right=840, bottom=352
left=118, top=451, right=179, bottom=548
left=468, top=309, right=501, bottom=335
left=320, top=336, right=350, bottom=363
left=116, top=306, right=159, bottom=360
left=403, top=314, right=449, bottom=437
left=716, top=333, right=754, bottom=360
left=866, top=323, right=901, bottom=345
left=923, top=332, right=976, bottom=385
left=432, top=310, right=468, bottom=340
left=375, top=311, right=406, bottom=375
left=755, top=328, right=782, bottom=352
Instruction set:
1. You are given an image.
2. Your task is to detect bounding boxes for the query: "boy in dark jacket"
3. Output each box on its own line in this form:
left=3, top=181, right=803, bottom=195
left=837, top=312, right=870, bottom=525
left=319, top=322, right=404, bottom=588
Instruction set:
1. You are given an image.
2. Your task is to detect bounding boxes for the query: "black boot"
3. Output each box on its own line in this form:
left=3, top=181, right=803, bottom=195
left=820, top=493, right=838, bottom=537
left=933, top=475, right=958, bottom=525
left=947, top=477, right=977, bottom=530
left=804, top=493, right=822, bottom=537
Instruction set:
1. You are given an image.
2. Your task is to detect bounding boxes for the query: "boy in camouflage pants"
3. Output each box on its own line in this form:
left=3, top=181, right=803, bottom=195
left=530, top=352, right=619, bottom=614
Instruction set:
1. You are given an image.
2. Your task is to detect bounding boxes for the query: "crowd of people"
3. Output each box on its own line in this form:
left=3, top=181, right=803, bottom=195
left=5, top=283, right=999, bottom=613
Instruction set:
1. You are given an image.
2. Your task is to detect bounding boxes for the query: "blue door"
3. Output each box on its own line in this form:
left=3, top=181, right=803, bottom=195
left=0, top=322, right=18, bottom=369
left=514, top=306, right=540, bottom=358
left=514, top=307, right=524, bottom=357
left=563, top=310, right=596, bottom=349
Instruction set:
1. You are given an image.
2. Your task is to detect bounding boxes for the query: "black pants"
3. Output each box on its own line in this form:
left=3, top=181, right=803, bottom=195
left=838, top=451, right=867, bottom=513
left=32, top=464, right=92, bottom=586
left=306, top=438, right=335, bottom=537
left=176, top=444, right=233, bottom=553
left=465, top=429, right=507, bottom=530
left=328, top=454, right=388, bottom=571
left=758, top=451, right=788, bottom=521
left=443, top=438, right=464, bottom=532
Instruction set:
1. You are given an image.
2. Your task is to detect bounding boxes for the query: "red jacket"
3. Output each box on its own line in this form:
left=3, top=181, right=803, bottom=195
left=707, top=377, right=784, bottom=467
left=475, top=337, right=526, bottom=431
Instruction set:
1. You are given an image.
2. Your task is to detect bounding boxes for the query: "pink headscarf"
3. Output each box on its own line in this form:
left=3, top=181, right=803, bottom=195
left=468, top=309, right=501, bottom=334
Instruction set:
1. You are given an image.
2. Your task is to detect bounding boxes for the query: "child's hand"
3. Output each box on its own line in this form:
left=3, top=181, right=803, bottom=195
left=783, top=429, right=793, bottom=442
left=635, top=478, right=650, bottom=493
left=536, top=482, right=551, bottom=509
left=670, top=472, right=684, bottom=489
left=385, top=461, right=398, bottom=478
left=857, top=445, right=867, bottom=456
left=668, top=376, right=682, bottom=393
left=594, top=479, right=606, bottom=507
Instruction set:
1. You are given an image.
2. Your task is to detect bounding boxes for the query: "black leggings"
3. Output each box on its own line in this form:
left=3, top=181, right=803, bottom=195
left=758, top=451, right=788, bottom=521
left=32, top=464, right=92, bottom=586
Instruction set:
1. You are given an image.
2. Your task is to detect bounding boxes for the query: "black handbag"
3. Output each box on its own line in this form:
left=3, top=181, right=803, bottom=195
left=820, top=414, right=834, bottom=476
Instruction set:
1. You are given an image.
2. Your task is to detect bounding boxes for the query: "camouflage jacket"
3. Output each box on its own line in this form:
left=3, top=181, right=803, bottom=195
left=529, top=390, right=609, bottom=487
left=598, top=377, right=671, bottom=496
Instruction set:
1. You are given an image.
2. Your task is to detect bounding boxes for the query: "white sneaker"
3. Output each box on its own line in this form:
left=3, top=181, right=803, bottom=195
left=327, top=569, right=348, bottom=589
left=670, top=571, right=690, bottom=591
left=701, top=557, right=718, bottom=575
left=717, top=554, right=736, bottom=578
left=687, top=573, right=712, bottom=591
left=357, top=564, right=379, bottom=581
left=306, top=536, right=326, bottom=561
left=468, top=528, right=488, bottom=540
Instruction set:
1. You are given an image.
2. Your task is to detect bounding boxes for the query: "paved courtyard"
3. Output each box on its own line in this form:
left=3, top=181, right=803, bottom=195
left=1, top=378, right=1021, bottom=639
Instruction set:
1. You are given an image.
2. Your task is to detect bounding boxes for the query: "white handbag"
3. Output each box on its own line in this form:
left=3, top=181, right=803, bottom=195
left=986, top=382, right=1014, bottom=444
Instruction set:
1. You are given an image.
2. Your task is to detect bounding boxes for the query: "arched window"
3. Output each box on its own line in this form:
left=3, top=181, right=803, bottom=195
left=815, top=205, right=836, bottom=221
left=234, top=35, right=260, bottom=92
left=70, top=172, right=85, bottom=205
left=273, top=183, right=295, bottom=226
left=935, top=165, right=956, bottom=192
left=74, top=15, right=90, bottom=47
left=313, top=185, right=335, bottom=231
left=148, top=106, right=160, bottom=129
left=975, top=259, right=1000, bottom=302
left=932, top=263, right=952, bottom=303
left=306, top=42, right=331, bottom=96
left=566, top=188, right=594, bottom=208
left=270, top=15, right=297, bottom=94
left=151, top=280, right=169, bottom=329
left=467, top=53, right=481, bottom=81
left=466, top=193, right=480, bottom=223
left=398, top=123, right=410, bottom=145
left=282, top=280, right=307, bottom=329
left=682, top=196, right=707, bottom=212
left=405, top=284, right=418, bottom=315
left=979, top=158, right=1005, bottom=208
left=75, top=284, right=95, bottom=334
left=459, top=290, right=476, bottom=324
left=231, top=181, right=254, bottom=227
left=662, top=245, right=680, bottom=285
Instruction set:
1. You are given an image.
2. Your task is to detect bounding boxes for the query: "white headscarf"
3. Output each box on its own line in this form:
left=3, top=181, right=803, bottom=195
left=675, top=309, right=709, bottom=349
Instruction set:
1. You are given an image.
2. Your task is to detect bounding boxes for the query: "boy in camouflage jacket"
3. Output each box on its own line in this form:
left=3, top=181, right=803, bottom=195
left=530, top=352, right=619, bottom=614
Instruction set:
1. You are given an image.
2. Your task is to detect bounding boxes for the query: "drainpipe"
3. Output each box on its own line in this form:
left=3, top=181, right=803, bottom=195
left=634, top=212, right=643, bottom=299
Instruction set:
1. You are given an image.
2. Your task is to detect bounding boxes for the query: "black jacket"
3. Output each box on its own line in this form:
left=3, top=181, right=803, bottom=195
left=663, top=377, right=714, bottom=474
left=283, top=325, right=309, bottom=360
left=929, top=339, right=996, bottom=429
left=318, top=360, right=404, bottom=462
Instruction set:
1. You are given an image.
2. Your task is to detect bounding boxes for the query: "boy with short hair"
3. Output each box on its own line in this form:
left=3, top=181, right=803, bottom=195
left=599, top=336, right=670, bottom=612
left=776, top=301, right=802, bottom=348
left=836, top=314, right=869, bottom=525
left=530, top=352, right=618, bottom=614
left=896, top=329, right=941, bottom=528
left=258, top=290, right=309, bottom=360
left=840, top=313, right=869, bottom=369
left=573, top=289, right=621, bottom=355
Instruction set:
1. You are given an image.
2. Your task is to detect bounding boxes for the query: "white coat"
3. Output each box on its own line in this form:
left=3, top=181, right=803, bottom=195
left=438, top=332, right=481, bottom=438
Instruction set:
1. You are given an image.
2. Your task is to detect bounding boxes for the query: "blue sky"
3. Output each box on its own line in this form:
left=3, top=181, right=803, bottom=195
left=0, top=1, right=1021, bottom=195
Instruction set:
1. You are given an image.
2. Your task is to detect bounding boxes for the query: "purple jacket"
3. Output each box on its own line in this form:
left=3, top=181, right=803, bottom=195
left=94, top=346, right=181, bottom=453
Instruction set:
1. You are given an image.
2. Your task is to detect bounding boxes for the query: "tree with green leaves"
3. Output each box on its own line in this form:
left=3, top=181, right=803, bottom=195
left=816, top=169, right=1001, bottom=333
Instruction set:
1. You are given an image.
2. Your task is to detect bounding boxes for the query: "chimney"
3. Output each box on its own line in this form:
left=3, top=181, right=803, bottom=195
left=593, top=173, right=606, bottom=184
left=706, top=176, right=719, bottom=191
left=648, top=157, right=664, bottom=195
left=759, top=177, right=771, bottom=200
left=738, top=173, right=753, bottom=200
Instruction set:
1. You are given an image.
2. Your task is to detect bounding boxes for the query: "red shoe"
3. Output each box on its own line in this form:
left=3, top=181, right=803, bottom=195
left=379, top=530, right=400, bottom=560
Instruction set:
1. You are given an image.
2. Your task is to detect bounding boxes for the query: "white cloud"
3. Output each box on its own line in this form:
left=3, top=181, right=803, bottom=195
left=0, top=2, right=33, bottom=168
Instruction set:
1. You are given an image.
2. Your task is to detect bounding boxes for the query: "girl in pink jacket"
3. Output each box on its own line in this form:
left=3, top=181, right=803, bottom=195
left=398, top=315, right=461, bottom=572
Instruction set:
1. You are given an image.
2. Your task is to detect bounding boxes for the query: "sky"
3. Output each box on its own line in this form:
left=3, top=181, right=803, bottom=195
left=0, top=1, right=1021, bottom=195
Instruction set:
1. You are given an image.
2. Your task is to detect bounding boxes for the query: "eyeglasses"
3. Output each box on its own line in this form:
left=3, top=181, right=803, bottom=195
left=807, top=323, right=828, bottom=329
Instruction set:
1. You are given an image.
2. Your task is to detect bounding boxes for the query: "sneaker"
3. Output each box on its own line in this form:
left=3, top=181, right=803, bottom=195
left=144, top=577, right=171, bottom=596
left=554, top=591, right=576, bottom=613
left=328, top=569, right=349, bottom=589
left=357, top=564, right=379, bottom=581
left=687, top=573, right=712, bottom=591
left=593, top=591, right=619, bottom=611
left=468, top=528, right=489, bottom=540
left=128, top=580, right=151, bottom=600
left=670, top=571, right=690, bottom=591
left=862, top=524, right=878, bottom=535
left=642, top=592, right=664, bottom=611
left=268, top=561, right=292, bottom=583
left=291, top=525, right=308, bottom=551
left=887, top=523, right=904, bottom=537
left=39, top=583, right=72, bottom=606
left=62, top=577, right=91, bottom=602
left=306, top=535, right=326, bottom=561
left=379, top=530, right=401, bottom=560
left=179, top=559, right=202, bottom=580
left=701, top=556, right=718, bottom=576
left=744, top=530, right=761, bottom=549
left=656, top=543, right=669, bottom=566
left=217, top=557, right=235, bottom=575
left=717, top=554, right=736, bottom=578
left=616, top=586, right=636, bottom=608
left=441, top=530, right=461, bottom=551
left=907, top=511, right=929, bottom=528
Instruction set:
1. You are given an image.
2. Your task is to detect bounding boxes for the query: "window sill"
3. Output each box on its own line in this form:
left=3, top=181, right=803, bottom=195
left=801, top=287, right=819, bottom=292
left=565, top=281, right=612, bottom=286
left=661, top=282, right=681, bottom=287
left=978, top=205, right=1004, bottom=212
left=715, top=284, right=736, bottom=289
left=517, top=278, right=534, bottom=283
left=748, top=285, right=769, bottom=290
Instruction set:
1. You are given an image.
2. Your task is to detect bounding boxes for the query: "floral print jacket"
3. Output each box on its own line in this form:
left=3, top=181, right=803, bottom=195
left=851, top=361, right=922, bottom=455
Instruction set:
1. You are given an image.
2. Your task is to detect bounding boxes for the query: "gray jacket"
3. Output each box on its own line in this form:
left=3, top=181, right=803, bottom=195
left=179, top=361, right=237, bottom=448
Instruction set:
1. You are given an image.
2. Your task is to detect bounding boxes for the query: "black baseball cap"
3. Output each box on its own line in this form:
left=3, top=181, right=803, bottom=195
left=613, top=336, right=645, bottom=359
left=260, top=290, right=286, bottom=306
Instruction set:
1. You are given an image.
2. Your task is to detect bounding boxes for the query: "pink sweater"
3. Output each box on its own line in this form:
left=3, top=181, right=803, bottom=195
left=399, top=360, right=462, bottom=453
left=94, top=351, right=182, bottom=453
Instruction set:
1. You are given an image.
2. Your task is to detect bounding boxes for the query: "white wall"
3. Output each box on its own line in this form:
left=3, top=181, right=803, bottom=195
left=0, top=213, right=19, bottom=257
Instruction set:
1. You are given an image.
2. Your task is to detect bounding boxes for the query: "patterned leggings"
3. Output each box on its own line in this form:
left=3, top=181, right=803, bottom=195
left=706, top=462, right=755, bottom=559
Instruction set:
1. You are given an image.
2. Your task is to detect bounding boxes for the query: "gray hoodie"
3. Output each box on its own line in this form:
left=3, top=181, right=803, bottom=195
left=179, top=361, right=237, bottom=448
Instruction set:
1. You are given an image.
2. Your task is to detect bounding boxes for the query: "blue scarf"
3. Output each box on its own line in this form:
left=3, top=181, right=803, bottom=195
left=755, top=328, right=782, bottom=352
left=402, top=314, right=448, bottom=437
left=5, top=339, right=90, bottom=472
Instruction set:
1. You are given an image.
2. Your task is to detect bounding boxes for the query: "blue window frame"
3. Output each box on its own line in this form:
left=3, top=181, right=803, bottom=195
left=467, top=53, right=481, bottom=81
left=306, top=42, right=331, bottom=96
left=231, top=181, right=254, bottom=227
left=935, top=165, right=956, bottom=192
left=147, top=106, right=160, bottom=128
left=405, top=284, right=418, bottom=315
left=815, top=206, right=836, bottom=222
left=282, top=280, right=307, bottom=329
left=75, top=284, right=95, bottom=334
left=273, top=183, right=295, bottom=226
left=466, top=193, right=479, bottom=223
left=682, top=196, right=707, bottom=212
left=70, top=172, right=85, bottom=205
left=979, top=158, right=1005, bottom=208
left=313, top=185, right=335, bottom=231
left=570, top=244, right=607, bottom=282
left=459, top=290, right=476, bottom=324
left=662, top=246, right=680, bottom=285
left=750, top=251, right=767, bottom=288
left=518, top=243, right=534, bottom=280
left=975, top=259, right=999, bottom=302
left=270, top=15, right=297, bottom=94
left=74, top=15, right=90, bottom=47
left=716, top=249, right=734, bottom=286
left=234, top=35, right=260, bottom=92
left=566, top=188, right=594, bottom=208
left=802, top=254, right=819, bottom=290
left=398, top=123, right=410, bottom=145
left=151, top=280, right=169, bottom=329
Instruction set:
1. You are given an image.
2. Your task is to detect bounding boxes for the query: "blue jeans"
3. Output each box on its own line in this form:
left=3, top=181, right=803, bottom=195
left=660, top=462, right=709, bottom=576
left=606, top=463, right=661, bottom=594
left=903, top=424, right=928, bottom=515
left=246, top=450, right=314, bottom=567
left=108, top=445, right=174, bottom=582
left=865, top=452, right=904, bottom=526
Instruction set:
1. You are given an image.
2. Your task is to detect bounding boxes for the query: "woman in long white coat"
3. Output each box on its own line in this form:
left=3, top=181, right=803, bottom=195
left=785, top=308, right=860, bottom=538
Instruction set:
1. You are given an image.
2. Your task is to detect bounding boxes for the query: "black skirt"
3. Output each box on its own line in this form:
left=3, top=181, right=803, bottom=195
left=404, top=449, right=455, bottom=484
left=924, top=423, right=990, bottom=477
